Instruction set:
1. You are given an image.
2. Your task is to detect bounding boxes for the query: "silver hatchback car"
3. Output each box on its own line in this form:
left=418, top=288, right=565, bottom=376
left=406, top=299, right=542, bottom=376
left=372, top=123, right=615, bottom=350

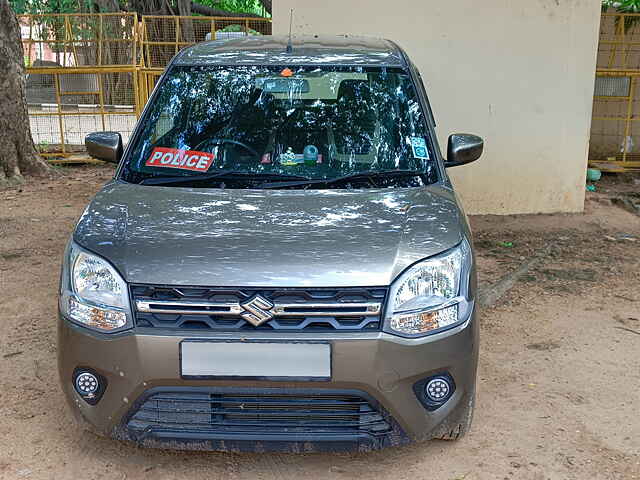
left=58, top=35, right=483, bottom=452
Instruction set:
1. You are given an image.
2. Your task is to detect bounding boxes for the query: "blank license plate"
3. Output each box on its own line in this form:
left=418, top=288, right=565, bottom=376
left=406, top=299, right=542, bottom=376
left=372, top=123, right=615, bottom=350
left=180, top=341, right=331, bottom=380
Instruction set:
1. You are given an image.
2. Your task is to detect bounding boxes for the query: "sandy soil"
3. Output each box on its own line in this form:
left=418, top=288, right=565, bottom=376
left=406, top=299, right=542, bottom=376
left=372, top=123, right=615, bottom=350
left=0, top=166, right=639, bottom=480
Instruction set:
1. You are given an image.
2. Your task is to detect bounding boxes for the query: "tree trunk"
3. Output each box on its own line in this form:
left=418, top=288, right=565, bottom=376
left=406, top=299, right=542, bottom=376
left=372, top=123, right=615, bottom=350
left=177, top=0, right=195, bottom=43
left=95, top=0, right=121, bottom=12
left=0, top=0, right=51, bottom=184
left=258, top=0, right=272, bottom=15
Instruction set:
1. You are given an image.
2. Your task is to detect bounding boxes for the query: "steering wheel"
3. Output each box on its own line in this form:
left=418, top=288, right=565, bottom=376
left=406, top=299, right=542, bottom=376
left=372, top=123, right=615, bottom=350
left=193, top=138, right=259, bottom=158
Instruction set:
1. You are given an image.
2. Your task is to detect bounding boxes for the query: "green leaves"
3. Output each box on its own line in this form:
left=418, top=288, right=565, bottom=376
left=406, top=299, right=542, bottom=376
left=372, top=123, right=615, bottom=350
left=8, top=0, right=28, bottom=14
left=602, top=0, right=640, bottom=13
left=199, top=0, right=268, bottom=16
left=10, top=0, right=270, bottom=16
left=9, top=0, right=93, bottom=15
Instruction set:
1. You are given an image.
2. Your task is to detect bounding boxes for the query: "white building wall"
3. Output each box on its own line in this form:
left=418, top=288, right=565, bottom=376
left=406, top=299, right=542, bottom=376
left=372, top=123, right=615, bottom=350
left=273, top=0, right=601, bottom=214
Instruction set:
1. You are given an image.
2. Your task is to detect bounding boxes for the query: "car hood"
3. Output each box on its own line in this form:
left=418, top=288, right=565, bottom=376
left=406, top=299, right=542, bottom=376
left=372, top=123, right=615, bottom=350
left=74, top=182, right=464, bottom=287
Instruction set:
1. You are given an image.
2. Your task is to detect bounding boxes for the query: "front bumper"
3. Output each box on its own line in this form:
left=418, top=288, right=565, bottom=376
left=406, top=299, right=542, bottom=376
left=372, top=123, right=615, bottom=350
left=58, top=309, right=478, bottom=452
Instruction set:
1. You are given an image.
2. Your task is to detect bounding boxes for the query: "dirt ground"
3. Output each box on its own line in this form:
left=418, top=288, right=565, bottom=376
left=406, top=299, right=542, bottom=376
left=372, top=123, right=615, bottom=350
left=0, top=166, right=639, bottom=480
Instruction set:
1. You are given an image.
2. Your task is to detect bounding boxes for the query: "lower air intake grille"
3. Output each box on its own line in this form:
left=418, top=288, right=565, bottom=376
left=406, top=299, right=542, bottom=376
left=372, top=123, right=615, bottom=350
left=126, top=388, right=399, bottom=445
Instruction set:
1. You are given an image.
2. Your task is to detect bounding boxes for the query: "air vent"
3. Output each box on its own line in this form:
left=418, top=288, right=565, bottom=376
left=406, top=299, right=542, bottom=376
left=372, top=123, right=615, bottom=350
left=594, top=76, right=631, bottom=97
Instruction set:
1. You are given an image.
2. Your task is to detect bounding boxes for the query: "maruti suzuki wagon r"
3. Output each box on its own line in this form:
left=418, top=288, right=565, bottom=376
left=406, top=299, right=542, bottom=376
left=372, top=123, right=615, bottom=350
left=59, top=35, right=483, bottom=452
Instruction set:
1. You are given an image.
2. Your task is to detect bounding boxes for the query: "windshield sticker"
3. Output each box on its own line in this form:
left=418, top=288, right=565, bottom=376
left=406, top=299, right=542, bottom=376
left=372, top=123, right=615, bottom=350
left=279, top=147, right=304, bottom=166
left=145, top=147, right=215, bottom=172
left=410, top=137, right=430, bottom=160
left=278, top=146, right=323, bottom=166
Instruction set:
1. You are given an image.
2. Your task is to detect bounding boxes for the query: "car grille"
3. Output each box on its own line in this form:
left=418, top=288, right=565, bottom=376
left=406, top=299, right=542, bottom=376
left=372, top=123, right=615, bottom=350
left=130, top=285, right=387, bottom=332
left=126, top=388, right=396, bottom=441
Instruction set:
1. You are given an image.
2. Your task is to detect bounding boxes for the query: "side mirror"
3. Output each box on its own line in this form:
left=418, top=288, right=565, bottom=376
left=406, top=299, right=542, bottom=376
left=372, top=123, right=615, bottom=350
left=85, top=132, right=122, bottom=164
left=446, top=133, right=483, bottom=168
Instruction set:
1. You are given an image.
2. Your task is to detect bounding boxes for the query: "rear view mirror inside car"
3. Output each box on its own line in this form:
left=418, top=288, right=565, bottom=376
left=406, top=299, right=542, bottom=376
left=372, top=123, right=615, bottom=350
left=255, top=77, right=310, bottom=93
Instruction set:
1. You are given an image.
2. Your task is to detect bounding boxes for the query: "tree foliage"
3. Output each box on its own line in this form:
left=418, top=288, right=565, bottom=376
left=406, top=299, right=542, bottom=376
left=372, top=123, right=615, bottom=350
left=205, top=0, right=267, bottom=16
left=10, top=0, right=88, bottom=14
left=603, top=0, right=640, bottom=13
left=9, top=0, right=270, bottom=16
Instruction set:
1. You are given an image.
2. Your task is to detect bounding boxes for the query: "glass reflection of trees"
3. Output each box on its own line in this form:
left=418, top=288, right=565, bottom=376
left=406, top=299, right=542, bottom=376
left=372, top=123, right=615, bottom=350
left=125, top=65, right=436, bottom=186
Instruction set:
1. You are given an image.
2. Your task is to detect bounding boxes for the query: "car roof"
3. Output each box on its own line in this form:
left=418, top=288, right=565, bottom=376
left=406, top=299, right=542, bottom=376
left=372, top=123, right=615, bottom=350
left=173, top=34, right=407, bottom=68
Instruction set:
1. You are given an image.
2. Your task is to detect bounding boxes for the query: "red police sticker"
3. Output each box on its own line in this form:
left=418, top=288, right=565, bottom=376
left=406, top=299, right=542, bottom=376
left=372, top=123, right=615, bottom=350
left=145, top=147, right=215, bottom=172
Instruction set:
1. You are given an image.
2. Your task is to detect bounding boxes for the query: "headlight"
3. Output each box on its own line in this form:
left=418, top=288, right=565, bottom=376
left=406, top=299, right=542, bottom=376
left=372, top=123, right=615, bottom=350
left=59, top=242, right=132, bottom=332
left=384, top=240, right=473, bottom=337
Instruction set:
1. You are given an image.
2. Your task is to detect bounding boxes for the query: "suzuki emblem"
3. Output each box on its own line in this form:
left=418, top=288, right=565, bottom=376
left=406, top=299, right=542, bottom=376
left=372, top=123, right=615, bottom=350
left=240, top=295, right=275, bottom=326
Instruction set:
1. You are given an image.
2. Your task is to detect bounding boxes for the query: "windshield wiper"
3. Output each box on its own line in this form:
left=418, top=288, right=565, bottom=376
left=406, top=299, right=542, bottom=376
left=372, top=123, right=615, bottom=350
left=259, top=169, right=426, bottom=189
left=139, top=170, right=310, bottom=186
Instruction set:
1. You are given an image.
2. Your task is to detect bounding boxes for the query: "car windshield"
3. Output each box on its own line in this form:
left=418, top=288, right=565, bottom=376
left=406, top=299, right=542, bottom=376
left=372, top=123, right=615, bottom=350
left=122, top=65, right=438, bottom=189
